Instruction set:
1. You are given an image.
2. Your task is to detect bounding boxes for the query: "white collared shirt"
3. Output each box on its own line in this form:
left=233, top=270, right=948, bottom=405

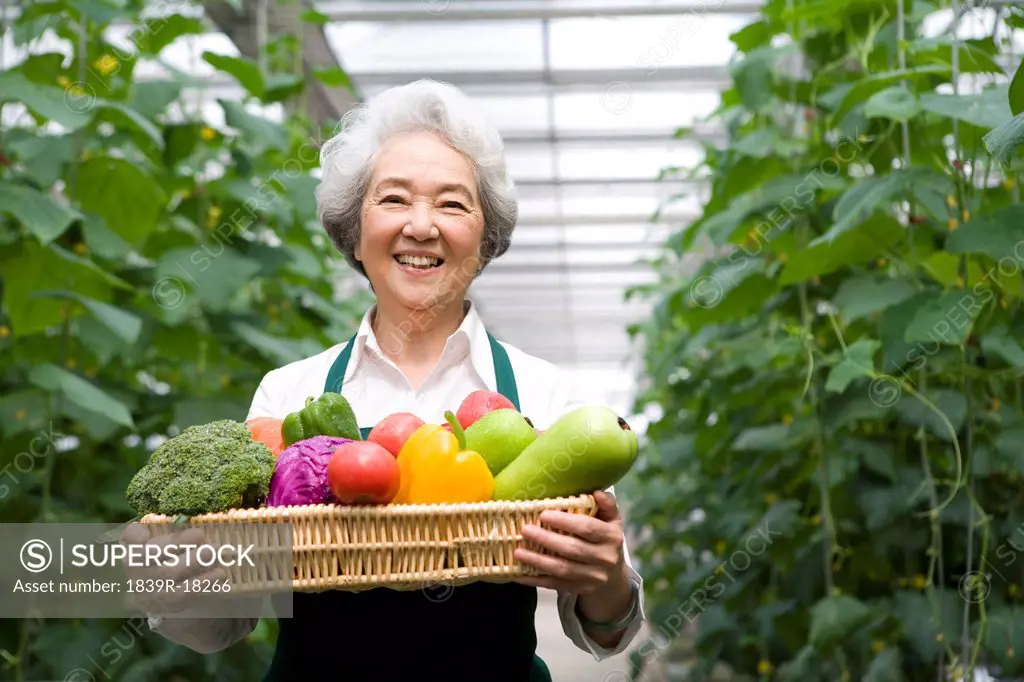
left=152, top=301, right=645, bottom=661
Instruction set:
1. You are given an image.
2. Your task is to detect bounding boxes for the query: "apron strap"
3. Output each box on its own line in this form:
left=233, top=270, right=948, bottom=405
left=487, top=331, right=520, bottom=412
left=323, top=336, right=355, bottom=396
left=322, top=330, right=521, bottom=427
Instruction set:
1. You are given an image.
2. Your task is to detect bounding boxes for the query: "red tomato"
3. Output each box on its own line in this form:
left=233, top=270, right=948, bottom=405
left=327, top=442, right=401, bottom=505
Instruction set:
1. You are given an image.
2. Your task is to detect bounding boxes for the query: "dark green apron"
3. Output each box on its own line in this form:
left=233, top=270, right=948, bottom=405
left=261, top=332, right=553, bottom=682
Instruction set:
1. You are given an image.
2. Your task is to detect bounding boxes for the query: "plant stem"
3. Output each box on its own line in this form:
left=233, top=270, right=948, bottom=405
left=800, top=239, right=835, bottom=596
left=960, top=312, right=975, bottom=675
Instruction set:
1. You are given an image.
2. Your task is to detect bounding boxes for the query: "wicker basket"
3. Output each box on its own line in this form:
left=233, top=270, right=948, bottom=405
left=140, top=495, right=597, bottom=593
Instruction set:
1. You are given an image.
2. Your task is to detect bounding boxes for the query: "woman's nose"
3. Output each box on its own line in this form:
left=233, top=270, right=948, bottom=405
left=404, top=202, right=437, bottom=240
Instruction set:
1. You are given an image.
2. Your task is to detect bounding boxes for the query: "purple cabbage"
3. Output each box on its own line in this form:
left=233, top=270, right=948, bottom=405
left=266, top=436, right=350, bottom=507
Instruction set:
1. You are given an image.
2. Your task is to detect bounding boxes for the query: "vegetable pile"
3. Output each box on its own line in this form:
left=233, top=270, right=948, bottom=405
left=125, top=390, right=640, bottom=515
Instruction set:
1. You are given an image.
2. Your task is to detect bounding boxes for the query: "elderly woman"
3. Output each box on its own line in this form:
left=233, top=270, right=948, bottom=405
left=145, top=79, right=645, bottom=682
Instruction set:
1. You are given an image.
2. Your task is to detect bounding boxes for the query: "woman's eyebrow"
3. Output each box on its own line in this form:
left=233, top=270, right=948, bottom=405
left=373, top=176, right=411, bottom=190
left=373, top=178, right=475, bottom=201
left=436, top=183, right=475, bottom=200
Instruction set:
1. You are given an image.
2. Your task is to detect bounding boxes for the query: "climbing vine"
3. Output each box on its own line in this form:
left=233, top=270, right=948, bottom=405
left=625, top=0, right=1024, bottom=678
left=0, top=0, right=368, bottom=679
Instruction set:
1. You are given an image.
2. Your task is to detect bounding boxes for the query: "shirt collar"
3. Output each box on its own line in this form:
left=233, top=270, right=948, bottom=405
left=343, top=299, right=497, bottom=392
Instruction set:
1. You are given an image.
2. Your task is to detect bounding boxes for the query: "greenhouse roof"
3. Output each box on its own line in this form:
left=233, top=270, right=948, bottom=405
left=2, top=0, right=1021, bottom=417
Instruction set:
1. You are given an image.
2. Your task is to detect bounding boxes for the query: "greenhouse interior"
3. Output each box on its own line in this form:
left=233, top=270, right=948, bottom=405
left=2, top=0, right=1024, bottom=680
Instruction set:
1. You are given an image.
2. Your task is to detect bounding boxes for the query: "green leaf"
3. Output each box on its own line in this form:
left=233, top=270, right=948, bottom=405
left=219, top=99, right=289, bottom=153
left=263, top=73, right=305, bottom=103
left=811, top=168, right=952, bottom=245
left=732, top=128, right=807, bottom=158
left=732, top=423, right=807, bottom=451
left=203, top=52, right=265, bottom=97
left=983, top=113, right=1024, bottom=165
left=311, top=67, right=354, bottom=90
left=731, top=51, right=774, bottom=112
left=0, top=240, right=115, bottom=336
left=129, top=80, right=182, bottom=120
left=155, top=246, right=262, bottom=311
left=864, top=649, right=904, bottom=682
left=824, top=66, right=949, bottom=125
left=1008, top=5, right=1024, bottom=29
left=780, top=215, right=903, bottom=285
left=910, top=37, right=1005, bottom=75
left=80, top=215, right=132, bottom=260
left=74, top=315, right=130, bottom=366
left=863, top=86, right=921, bottom=122
left=173, top=399, right=248, bottom=429
left=920, top=87, right=1013, bottom=129
left=231, top=321, right=324, bottom=366
left=944, top=205, right=1024, bottom=261
left=808, top=594, right=873, bottom=652
left=896, top=388, right=966, bottom=440
left=135, top=14, right=205, bottom=55
left=903, top=289, right=983, bottom=346
left=920, top=251, right=960, bottom=287
left=981, top=329, right=1024, bottom=368
left=776, top=646, right=822, bottom=681
left=301, top=8, right=329, bottom=24
left=826, top=338, right=880, bottom=393
left=27, top=364, right=134, bottom=429
left=833, top=276, right=916, bottom=322
left=0, top=71, right=92, bottom=130
left=685, top=172, right=846, bottom=248
left=6, top=133, right=74, bottom=187
left=0, top=390, right=52, bottom=438
left=983, top=606, right=1024, bottom=671
left=851, top=439, right=896, bottom=481
left=893, top=590, right=962, bottom=662
left=0, top=183, right=81, bottom=244
left=729, top=20, right=774, bottom=52
left=93, top=100, right=164, bottom=151
left=74, top=0, right=129, bottom=25
left=1010, top=58, right=1024, bottom=116
left=34, top=292, right=141, bottom=345
left=163, top=123, right=202, bottom=166
left=72, top=156, right=166, bottom=247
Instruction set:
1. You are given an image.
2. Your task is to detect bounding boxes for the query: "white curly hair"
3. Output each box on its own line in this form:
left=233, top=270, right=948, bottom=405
left=315, top=79, right=519, bottom=278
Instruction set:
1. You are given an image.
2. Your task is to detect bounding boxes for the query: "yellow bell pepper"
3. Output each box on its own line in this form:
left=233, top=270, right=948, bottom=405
left=393, top=411, right=494, bottom=505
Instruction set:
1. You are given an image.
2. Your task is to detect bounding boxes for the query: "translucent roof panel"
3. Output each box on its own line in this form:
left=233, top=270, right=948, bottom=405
left=554, top=90, right=721, bottom=131
left=505, top=143, right=704, bottom=181
left=325, top=21, right=545, bottom=72
left=548, top=14, right=755, bottom=69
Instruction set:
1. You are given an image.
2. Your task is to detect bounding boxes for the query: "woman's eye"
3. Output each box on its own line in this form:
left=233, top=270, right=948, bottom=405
left=382, top=196, right=404, bottom=204
left=443, top=200, right=466, bottom=210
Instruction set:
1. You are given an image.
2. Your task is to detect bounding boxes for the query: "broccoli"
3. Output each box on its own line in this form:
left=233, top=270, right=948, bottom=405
left=126, top=420, right=277, bottom=516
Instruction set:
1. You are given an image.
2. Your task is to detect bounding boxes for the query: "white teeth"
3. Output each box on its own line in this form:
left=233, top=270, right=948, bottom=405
left=396, top=255, right=441, bottom=269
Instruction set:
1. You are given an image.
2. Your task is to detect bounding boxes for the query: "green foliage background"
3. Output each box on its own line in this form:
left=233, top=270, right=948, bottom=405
left=0, top=1, right=370, bottom=679
left=624, top=0, right=1024, bottom=679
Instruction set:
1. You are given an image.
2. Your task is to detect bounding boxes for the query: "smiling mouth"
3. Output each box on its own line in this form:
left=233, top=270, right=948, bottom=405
left=394, top=254, right=444, bottom=270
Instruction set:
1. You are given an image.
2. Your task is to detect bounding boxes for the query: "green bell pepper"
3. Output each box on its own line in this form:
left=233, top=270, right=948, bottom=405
left=281, top=393, right=361, bottom=446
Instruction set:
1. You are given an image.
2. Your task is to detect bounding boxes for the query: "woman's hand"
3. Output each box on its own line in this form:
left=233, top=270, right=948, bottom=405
left=119, top=523, right=228, bottom=616
left=513, top=490, right=631, bottom=596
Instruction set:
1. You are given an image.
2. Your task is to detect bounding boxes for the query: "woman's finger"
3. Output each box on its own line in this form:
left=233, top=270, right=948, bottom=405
left=522, top=524, right=606, bottom=565
left=515, top=547, right=606, bottom=585
left=514, top=575, right=564, bottom=591
left=538, top=510, right=615, bottom=544
left=592, top=489, right=622, bottom=522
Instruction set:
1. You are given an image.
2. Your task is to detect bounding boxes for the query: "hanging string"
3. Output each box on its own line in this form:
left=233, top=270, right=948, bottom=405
left=947, top=3, right=977, bottom=678
left=256, top=0, right=268, bottom=75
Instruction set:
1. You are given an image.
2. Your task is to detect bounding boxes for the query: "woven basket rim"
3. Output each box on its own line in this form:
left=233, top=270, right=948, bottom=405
left=140, top=493, right=596, bottom=523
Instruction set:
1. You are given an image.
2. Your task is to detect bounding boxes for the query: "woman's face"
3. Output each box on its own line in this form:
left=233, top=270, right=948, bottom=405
left=357, top=131, right=485, bottom=312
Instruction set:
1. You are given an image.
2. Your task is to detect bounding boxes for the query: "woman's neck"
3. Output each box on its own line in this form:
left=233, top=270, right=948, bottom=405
left=371, top=297, right=467, bottom=371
